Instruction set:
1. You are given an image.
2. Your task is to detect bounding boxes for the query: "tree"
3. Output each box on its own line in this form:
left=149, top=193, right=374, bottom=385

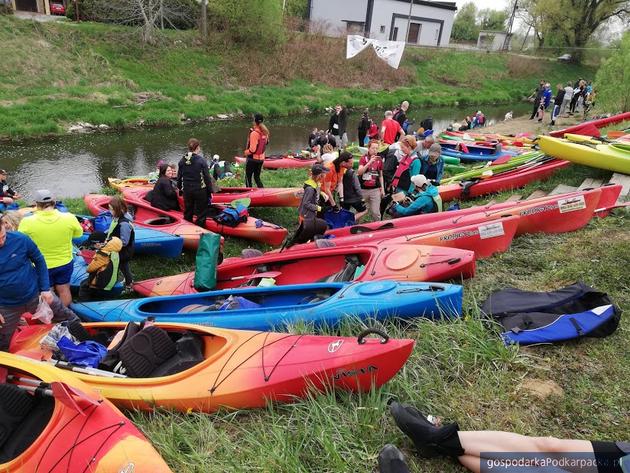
left=595, top=32, right=630, bottom=112
left=451, top=2, right=479, bottom=42
left=477, top=8, right=508, bottom=31
left=208, top=0, right=284, bottom=48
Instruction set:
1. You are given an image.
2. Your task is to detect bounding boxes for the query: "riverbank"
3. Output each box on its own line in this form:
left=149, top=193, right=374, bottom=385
left=0, top=17, right=596, bottom=141
left=58, top=162, right=629, bottom=472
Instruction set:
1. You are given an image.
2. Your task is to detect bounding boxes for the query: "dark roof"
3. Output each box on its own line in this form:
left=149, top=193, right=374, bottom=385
left=393, top=0, right=458, bottom=11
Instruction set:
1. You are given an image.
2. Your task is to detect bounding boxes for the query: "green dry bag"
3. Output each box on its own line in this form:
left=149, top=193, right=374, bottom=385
left=193, top=232, right=221, bottom=291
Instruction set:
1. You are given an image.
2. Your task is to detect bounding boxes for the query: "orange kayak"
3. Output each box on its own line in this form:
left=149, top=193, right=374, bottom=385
left=10, top=322, right=413, bottom=414
left=108, top=178, right=301, bottom=207
left=133, top=243, right=475, bottom=297
left=0, top=352, right=170, bottom=472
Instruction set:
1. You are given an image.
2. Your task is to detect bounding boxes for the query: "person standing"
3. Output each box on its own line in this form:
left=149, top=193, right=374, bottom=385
left=569, top=80, right=586, bottom=114
left=390, top=135, right=420, bottom=195
left=560, top=81, right=574, bottom=116
left=393, top=101, right=410, bottom=132
left=244, top=113, right=269, bottom=188
left=543, top=83, right=553, bottom=109
left=419, top=143, right=444, bottom=185
left=178, top=137, right=212, bottom=228
left=357, top=140, right=385, bottom=220
left=328, top=104, right=348, bottom=149
left=529, top=80, right=545, bottom=120
left=381, top=111, right=404, bottom=145
left=550, top=83, right=565, bottom=126
left=105, top=196, right=135, bottom=288
left=18, top=190, right=83, bottom=307
left=357, top=109, right=371, bottom=146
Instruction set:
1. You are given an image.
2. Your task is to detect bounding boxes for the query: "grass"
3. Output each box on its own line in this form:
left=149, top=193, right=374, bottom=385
left=0, top=16, right=596, bottom=141
left=60, top=162, right=629, bottom=472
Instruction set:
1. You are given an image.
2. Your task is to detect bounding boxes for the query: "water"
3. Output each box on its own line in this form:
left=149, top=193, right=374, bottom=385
left=0, top=103, right=531, bottom=200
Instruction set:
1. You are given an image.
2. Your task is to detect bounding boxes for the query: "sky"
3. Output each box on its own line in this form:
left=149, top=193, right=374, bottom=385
left=455, top=0, right=509, bottom=10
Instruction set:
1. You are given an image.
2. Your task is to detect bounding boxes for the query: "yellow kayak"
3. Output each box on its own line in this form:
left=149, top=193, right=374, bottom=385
left=538, top=136, right=630, bottom=174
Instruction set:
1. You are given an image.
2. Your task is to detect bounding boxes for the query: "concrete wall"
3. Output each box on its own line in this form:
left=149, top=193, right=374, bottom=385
left=309, top=0, right=367, bottom=36
left=477, top=32, right=511, bottom=51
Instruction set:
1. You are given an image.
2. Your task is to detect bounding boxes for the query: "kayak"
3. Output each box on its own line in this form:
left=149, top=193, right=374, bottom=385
left=10, top=322, right=414, bottom=413
left=327, top=186, right=614, bottom=240
left=133, top=244, right=476, bottom=297
left=108, top=178, right=301, bottom=207
left=71, top=281, right=463, bottom=329
left=549, top=111, right=630, bottom=138
left=538, top=136, right=630, bottom=175
left=441, top=146, right=519, bottom=163
left=0, top=352, right=170, bottom=472
left=123, top=188, right=287, bottom=246
left=234, top=155, right=317, bottom=169
left=70, top=248, right=124, bottom=296
left=75, top=225, right=184, bottom=259
left=285, top=214, right=521, bottom=259
left=85, top=194, right=210, bottom=250
left=442, top=131, right=535, bottom=147
left=438, top=158, right=570, bottom=202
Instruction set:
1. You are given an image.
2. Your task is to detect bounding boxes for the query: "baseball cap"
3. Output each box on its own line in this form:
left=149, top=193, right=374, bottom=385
left=34, top=189, right=55, bottom=203
left=311, top=163, right=330, bottom=176
left=410, top=174, right=428, bottom=188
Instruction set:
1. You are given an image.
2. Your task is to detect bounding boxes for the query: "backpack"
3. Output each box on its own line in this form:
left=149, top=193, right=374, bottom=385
left=481, top=282, right=621, bottom=346
left=213, top=203, right=249, bottom=227
left=93, top=211, right=113, bottom=233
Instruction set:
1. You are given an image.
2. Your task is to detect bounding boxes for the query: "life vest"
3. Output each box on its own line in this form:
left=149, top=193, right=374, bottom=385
left=90, top=250, right=120, bottom=291
left=106, top=216, right=135, bottom=260
left=391, top=155, right=417, bottom=191
left=247, top=129, right=268, bottom=160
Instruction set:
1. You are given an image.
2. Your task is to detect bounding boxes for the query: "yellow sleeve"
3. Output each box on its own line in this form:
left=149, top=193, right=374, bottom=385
left=86, top=253, right=109, bottom=273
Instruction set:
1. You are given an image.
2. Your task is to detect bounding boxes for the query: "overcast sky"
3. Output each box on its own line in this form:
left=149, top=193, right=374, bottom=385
left=454, top=0, right=509, bottom=11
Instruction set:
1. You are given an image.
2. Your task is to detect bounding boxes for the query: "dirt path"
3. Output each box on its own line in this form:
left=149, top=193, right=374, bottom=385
left=483, top=113, right=586, bottom=136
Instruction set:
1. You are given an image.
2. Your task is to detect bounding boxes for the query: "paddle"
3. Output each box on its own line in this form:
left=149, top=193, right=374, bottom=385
left=8, top=376, right=100, bottom=414
left=217, top=271, right=282, bottom=283
left=490, top=154, right=513, bottom=166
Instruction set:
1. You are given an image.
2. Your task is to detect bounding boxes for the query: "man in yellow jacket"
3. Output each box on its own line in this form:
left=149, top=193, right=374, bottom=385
left=19, top=190, right=83, bottom=306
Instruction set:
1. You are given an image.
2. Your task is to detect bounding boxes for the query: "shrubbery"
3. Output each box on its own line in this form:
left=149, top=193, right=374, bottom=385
left=595, top=32, right=630, bottom=112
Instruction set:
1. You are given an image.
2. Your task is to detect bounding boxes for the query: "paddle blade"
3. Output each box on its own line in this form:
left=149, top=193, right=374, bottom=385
left=51, top=381, right=100, bottom=415
left=490, top=155, right=513, bottom=166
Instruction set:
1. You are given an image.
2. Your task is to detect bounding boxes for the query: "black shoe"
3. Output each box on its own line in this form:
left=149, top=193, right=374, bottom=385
left=378, top=444, right=410, bottom=473
left=389, top=402, right=464, bottom=458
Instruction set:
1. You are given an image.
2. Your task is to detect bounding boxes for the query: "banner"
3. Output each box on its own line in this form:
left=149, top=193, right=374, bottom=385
left=346, top=35, right=406, bottom=69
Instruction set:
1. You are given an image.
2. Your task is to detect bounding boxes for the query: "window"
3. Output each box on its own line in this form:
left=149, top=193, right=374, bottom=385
left=380, top=25, right=386, bottom=33
left=345, top=21, right=365, bottom=34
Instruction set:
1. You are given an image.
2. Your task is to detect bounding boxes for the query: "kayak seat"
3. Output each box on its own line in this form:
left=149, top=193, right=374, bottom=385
left=144, top=216, right=176, bottom=226
left=0, top=384, right=54, bottom=463
left=118, top=326, right=177, bottom=378
left=325, top=255, right=361, bottom=283
left=150, top=332, right=205, bottom=377
left=99, top=322, right=142, bottom=372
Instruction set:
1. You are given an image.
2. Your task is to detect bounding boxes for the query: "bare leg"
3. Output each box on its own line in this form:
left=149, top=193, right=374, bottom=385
left=457, top=431, right=595, bottom=473
left=55, top=283, right=72, bottom=307
left=354, top=209, right=368, bottom=221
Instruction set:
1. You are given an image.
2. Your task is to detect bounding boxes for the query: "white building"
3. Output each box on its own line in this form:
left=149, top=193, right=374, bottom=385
left=477, top=31, right=513, bottom=51
left=307, top=0, right=457, bottom=47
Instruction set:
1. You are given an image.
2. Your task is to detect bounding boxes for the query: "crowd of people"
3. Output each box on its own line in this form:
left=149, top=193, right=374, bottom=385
left=529, top=78, right=596, bottom=125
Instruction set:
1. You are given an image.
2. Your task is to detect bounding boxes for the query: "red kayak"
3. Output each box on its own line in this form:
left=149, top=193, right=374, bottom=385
left=118, top=188, right=287, bottom=245
left=328, top=185, right=619, bottom=240
left=235, top=155, right=317, bottom=170
left=285, top=214, right=520, bottom=259
left=133, top=243, right=476, bottom=297
left=438, top=159, right=570, bottom=202
left=85, top=194, right=210, bottom=250
left=549, top=112, right=630, bottom=138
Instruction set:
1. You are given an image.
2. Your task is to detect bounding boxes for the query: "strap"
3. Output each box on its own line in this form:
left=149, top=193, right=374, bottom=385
left=569, top=317, right=584, bottom=336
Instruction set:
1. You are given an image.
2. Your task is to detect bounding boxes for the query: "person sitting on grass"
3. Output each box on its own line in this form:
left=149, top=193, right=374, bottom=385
left=341, top=167, right=367, bottom=222
left=379, top=401, right=630, bottom=473
left=0, top=169, right=20, bottom=205
left=390, top=174, right=441, bottom=218
left=149, top=163, right=179, bottom=212
left=295, top=164, right=329, bottom=244
left=78, top=236, right=123, bottom=302
left=419, top=143, right=444, bottom=185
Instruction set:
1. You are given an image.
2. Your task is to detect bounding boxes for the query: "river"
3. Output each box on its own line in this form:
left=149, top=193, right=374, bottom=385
left=0, top=103, right=531, bottom=199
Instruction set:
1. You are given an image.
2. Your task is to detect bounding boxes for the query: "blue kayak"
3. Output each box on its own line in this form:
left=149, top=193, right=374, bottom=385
left=71, top=281, right=463, bottom=331
left=73, top=226, right=183, bottom=259
left=441, top=147, right=519, bottom=163
left=70, top=249, right=124, bottom=296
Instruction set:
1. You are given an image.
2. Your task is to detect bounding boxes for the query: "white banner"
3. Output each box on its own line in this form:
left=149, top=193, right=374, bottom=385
left=346, top=35, right=406, bottom=69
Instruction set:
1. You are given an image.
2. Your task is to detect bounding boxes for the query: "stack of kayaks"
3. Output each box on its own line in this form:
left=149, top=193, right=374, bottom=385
left=549, top=111, right=630, bottom=138
left=0, top=352, right=171, bottom=472
left=10, top=322, right=414, bottom=413
left=538, top=135, right=630, bottom=175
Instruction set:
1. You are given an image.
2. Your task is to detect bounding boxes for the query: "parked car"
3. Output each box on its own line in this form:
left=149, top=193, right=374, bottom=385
left=557, top=53, right=572, bottom=62
left=50, top=2, right=65, bottom=15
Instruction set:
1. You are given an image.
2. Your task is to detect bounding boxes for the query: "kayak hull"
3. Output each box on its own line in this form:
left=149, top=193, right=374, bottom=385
left=10, top=323, right=414, bottom=413
left=549, top=112, right=630, bottom=138
left=0, top=352, right=170, bottom=472
left=75, top=226, right=184, bottom=259
left=538, top=136, right=630, bottom=174
left=133, top=244, right=476, bottom=297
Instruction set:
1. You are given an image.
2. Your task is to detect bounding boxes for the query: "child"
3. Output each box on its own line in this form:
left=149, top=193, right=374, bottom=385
left=536, top=101, right=545, bottom=122
left=295, top=164, right=330, bottom=244
left=341, top=168, right=367, bottom=222
left=78, top=237, right=122, bottom=301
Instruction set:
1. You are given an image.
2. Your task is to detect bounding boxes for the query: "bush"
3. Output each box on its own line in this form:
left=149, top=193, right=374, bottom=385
left=0, top=0, right=13, bottom=15
left=595, top=32, right=630, bottom=112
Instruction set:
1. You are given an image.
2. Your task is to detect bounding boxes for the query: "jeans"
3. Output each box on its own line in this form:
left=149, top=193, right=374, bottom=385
left=559, top=97, right=571, bottom=115
left=245, top=158, right=264, bottom=188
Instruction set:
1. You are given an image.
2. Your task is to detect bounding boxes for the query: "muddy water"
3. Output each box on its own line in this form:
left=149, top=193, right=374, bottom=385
left=0, top=103, right=530, bottom=199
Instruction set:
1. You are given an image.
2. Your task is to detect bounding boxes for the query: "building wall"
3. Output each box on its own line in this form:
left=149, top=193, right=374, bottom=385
left=477, top=32, right=511, bottom=51
left=309, top=0, right=367, bottom=36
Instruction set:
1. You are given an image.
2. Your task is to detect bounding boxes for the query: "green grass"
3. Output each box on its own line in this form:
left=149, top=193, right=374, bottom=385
left=62, top=163, right=629, bottom=472
left=0, top=16, right=596, bottom=140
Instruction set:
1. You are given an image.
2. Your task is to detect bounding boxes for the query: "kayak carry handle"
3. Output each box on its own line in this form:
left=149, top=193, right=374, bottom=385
left=357, top=328, right=390, bottom=345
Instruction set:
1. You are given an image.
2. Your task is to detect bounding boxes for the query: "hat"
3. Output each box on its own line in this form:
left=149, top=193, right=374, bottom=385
left=311, top=163, right=330, bottom=176
left=254, top=113, right=264, bottom=124
left=34, top=189, right=54, bottom=203
left=212, top=154, right=220, bottom=161
left=0, top=169, right=6, bottom=175
left=410, top=174, right=428, bottom=188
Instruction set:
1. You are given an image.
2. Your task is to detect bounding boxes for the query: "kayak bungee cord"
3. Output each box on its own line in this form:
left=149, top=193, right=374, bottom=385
left=261, top=332, right=305, bottom=382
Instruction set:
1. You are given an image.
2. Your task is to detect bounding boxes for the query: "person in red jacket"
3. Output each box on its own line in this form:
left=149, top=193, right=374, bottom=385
left=380, top=111, right=404, bottom=145
left=244, top=113, right=270, bottom=188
